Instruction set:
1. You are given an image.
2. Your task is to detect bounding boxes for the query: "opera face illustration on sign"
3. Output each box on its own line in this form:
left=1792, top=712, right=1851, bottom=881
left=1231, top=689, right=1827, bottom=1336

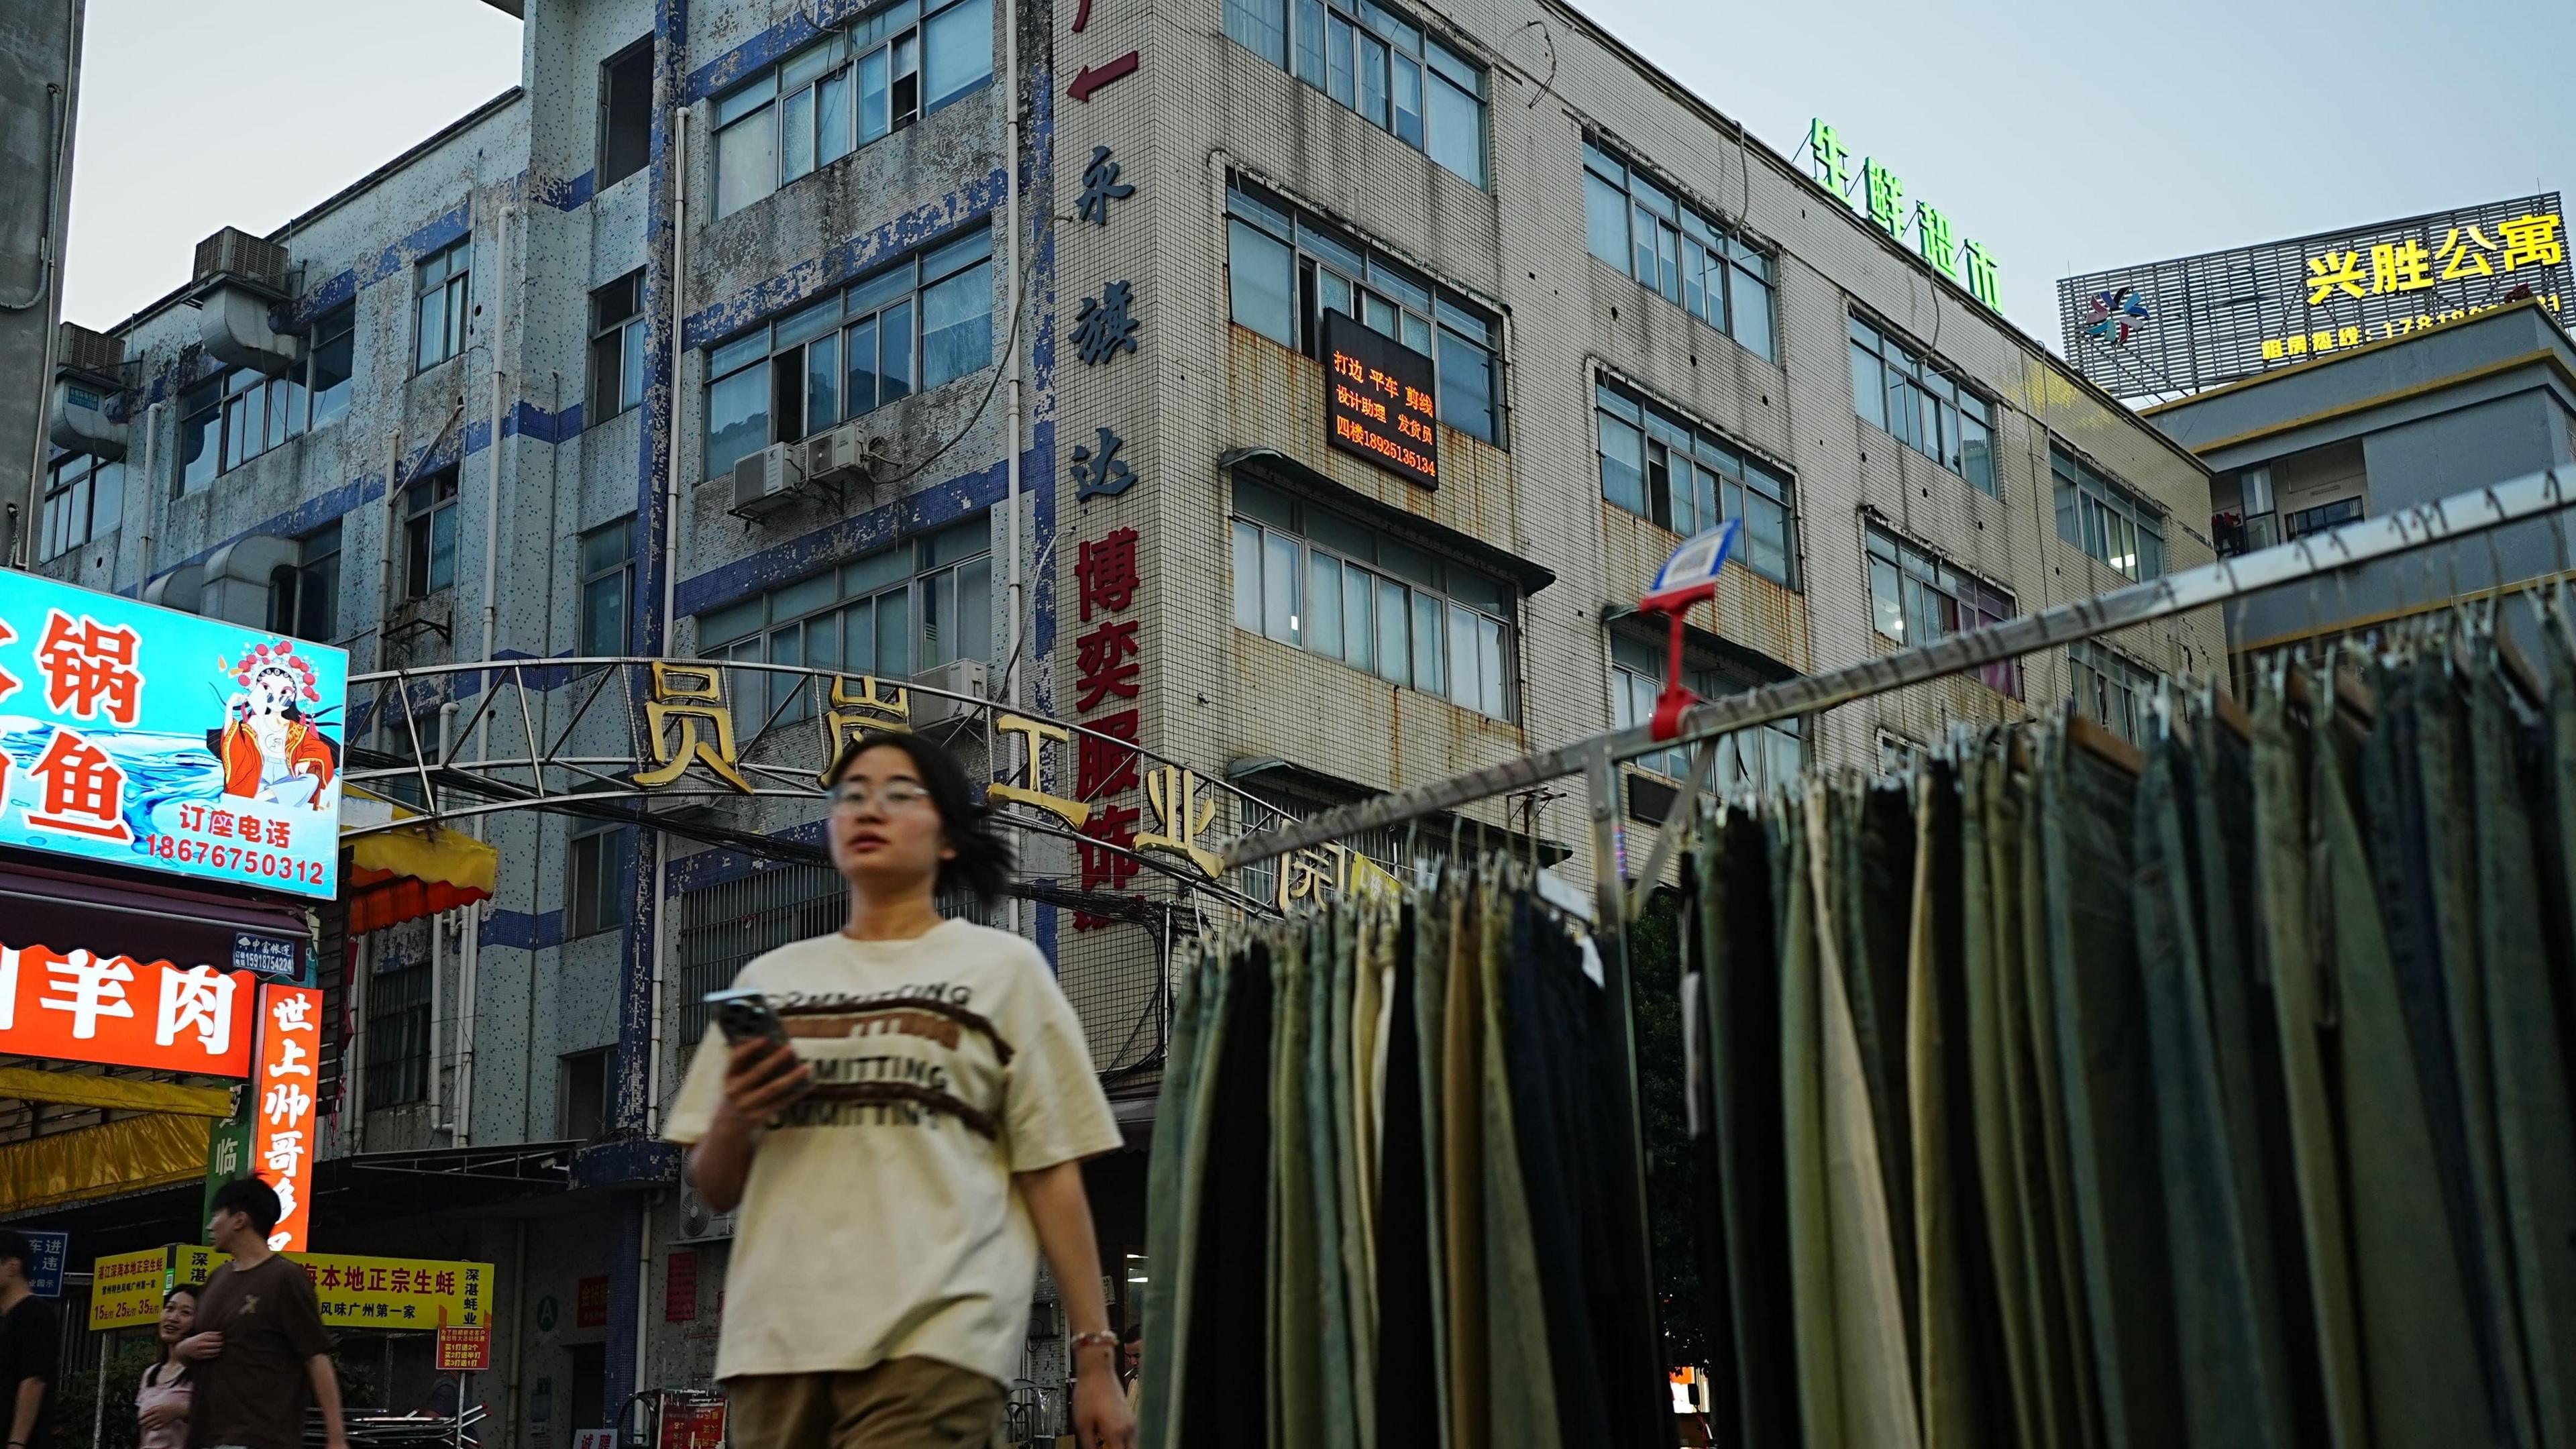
left=210, top=643, right=337, bottom=809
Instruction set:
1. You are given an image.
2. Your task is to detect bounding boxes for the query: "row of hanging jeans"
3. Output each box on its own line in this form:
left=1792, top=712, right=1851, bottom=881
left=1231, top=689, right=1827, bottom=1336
left=1678, top=599, right=2576, bottom=1449
left=1136, top=868, right=1670, bottom=1449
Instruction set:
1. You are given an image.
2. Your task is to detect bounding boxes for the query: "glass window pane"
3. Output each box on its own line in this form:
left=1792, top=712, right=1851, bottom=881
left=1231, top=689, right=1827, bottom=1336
left=858, top=44, right=892, bottom=141
left=311, top=328, right=354, bottom=424
left=781, top=85, right=816, bottom=182
left=708, top=328, right=771, bottom=378
left=919, top=258, right=992, bottom=388
left=430, top=502, right=458, bottom=592
left=1446, top=604, right=1475, bottom=711
left=1293, top=0, right=1326, bottom=87
left=716, top=72, right=777, bottom=125
left=1438, top=328, right=1495, bottom=443
left=875, top=586, right=910, bottom=676
left=1360, top=34, right=1390, bottom=128
left=1375, top=577, right=1408, bottom=684
left=1263, top=529, right=1299, bottom=644
left=1599, top=411, right=1644, bottom=514
left=845, top=317, right=880, bottom=415
left=88, top=462, right=121, bottom=542
left=839, top=599, right=875, bottom=674
left=1871, top=559, right=1902, bottom=638
left=1225, top=0, right=1287, bottom=65
left=879, top=300, right=914, bottom=402
left=1362, top=292, right=1398, bottom=338
left=1477, top=617, right=1505, bottom=717
left=1656, top=222, right=1682, bottom=302
left=1411, top=591, right=1444, bottom=696
left=922, top=0, right=993, bottom=105
left=1960, top=411, right=1994, bottom=494
left=620, top=321, right=647, bottom=413
left=818, top=68, right=853, bottom=162
left=1727, top=266, right=1774, bottom=359
left=1851, top=343, right=1884, bottom=430
left=1391, top=53, right=1423, bottom=148
left=1426, top=73, right=1483, bottom=185
left=1343, top=564, right=1373, bottom=671
left=1306, top=550, right=1343, bottom=659
left=1318, top=268, right=1354, bottom=321
left=918, top=567, right=956, bottom=665
left=1400, top=310, right=1430, bottom=356
left=716, top=108, right=778, bottom=217
left=957, top=552, right=991, bottom=663
left=1326, top=14, right=1355, bottom=108
left=415, top=290, right=444, bottom=370
left=807, top=332, right=840, bottom=429
left=704, top=360, right=771, bottom=479
left=774, top=294, right=843, bottom=349
left=1228, top=219, right=1296, bottom=347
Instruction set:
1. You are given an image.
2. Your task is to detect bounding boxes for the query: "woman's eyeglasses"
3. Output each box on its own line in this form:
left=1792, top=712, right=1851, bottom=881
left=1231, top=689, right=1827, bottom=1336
left=828, top=780, right=932, bottom=812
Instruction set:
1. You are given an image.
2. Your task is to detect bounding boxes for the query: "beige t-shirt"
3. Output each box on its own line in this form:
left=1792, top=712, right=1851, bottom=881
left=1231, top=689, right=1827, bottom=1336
left=663, top=919, right=1120, bottom=1386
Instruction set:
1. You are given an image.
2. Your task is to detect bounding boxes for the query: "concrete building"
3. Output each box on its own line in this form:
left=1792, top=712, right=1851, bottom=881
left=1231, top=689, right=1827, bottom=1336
left=1, top=0, right=83, bottom=567
left=21, top=0, right=2218, bottom=1434
left=2151, top=299, right=2576, bottom=669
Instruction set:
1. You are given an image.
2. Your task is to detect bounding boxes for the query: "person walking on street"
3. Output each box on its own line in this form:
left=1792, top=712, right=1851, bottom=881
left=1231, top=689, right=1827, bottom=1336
left=136, top=1287, right=199, bottom=1449
left=669, top=731, right=1136, bottom=1449
left=0, top=1230, right=58, bottom=1449
left=175, top=1179, right=349, bottom=1449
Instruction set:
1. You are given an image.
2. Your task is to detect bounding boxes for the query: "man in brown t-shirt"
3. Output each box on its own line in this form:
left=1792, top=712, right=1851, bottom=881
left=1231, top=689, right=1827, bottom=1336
left=174, top=1179, right=347, bottom=1449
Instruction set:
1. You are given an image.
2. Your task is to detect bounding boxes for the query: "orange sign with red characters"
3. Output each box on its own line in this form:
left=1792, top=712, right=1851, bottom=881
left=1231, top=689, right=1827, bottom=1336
left=251, top=983, right=321, bottom=1248
left=0, top=943, right=255, bottom=1076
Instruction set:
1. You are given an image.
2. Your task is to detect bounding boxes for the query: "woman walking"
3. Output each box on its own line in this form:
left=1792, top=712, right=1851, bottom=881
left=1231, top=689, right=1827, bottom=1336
left=668, top=731, right=1134, bottom=1449
left=135, top=1287, right=197, bottom=1449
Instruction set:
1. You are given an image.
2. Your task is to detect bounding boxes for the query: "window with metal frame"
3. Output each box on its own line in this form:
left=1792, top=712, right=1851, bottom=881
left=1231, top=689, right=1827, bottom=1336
left=1584, top=139, right=1776, bottom=362
left=1605, top=631, right=1803, bottom=786
left=597, top=36, right=654, bottom=191
left=38, top=453, right=121, bottom=563
left=568, top=824, right=633, bottom=937
left=1594, top=379, right=1797, bottom=587
left=559, top=1049, right=613, bottom=1140
left=414, top=238, right=472, bottom=370
left=364, top=951, right=431, bottom=1110
left=2070, top=639, right=2158, bottom=744
left=174, top=307, right=355, bottom=494
left=403, top=470, right=460, bottom=598
left=580, top=517, right=634, bottom=657
left=2051, top=445, right=2165, bottom=580
left=266, top=521, right=341, bottom=643
left=703, top=227, right=992, bottom=481
left=1224, top=0, right=1485, bottom=186
left=589, top=272, right=647, bottom=423
left=1224, top=182, right=1502, bottom=445
left=696, top=513, right=992, bottom=726
left=712, top=0, right=993, bottom=219
left=2284, top=496, right=2363, bottom=539
left=1847, top=314, right=1996, bottom=494
left=1865, top=525, right=2020, bottom=696
left=1230, top=475, right=1513, bottom=719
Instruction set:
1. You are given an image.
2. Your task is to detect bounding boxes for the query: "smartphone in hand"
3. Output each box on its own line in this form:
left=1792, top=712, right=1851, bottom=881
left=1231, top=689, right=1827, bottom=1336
left=706, top=987, right=794, bottom=1050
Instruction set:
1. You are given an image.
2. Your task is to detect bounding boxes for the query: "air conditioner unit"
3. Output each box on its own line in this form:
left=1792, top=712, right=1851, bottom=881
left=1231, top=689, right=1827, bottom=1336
left=731, top=441, right=806, bottom=517
left=802, top=423, right=883, bottom=489
left=910, top=657, right=989, bottom=728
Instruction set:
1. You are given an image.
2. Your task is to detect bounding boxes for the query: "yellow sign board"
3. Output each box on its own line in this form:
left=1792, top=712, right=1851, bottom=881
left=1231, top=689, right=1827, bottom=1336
left=91, top=1247, right=497, bottom=1332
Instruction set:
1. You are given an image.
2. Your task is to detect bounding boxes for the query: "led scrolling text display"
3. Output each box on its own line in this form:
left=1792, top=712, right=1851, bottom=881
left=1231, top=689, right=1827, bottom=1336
left=1325, top=311, right=1440, bottom=490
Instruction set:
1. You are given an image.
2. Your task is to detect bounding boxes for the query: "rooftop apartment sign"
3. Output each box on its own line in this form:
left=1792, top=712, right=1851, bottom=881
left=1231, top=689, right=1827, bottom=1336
left=1807, top=120, right=2004, bottom=314
left=2056, top=193, right=2570, bottom=399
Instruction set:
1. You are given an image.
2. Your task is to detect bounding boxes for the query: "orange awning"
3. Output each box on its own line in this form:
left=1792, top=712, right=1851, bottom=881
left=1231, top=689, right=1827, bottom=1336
left=341, top=789, right=498, bottom=933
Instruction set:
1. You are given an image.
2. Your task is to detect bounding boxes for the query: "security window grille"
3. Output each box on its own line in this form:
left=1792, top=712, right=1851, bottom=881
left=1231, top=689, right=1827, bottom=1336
left=2072, top=639, right=2159, bottom=744
left=678, top=864, right=849, bottom=1043
left=580, top=517, right=634, bottom=657
left=1584, top=140, right=1776, bottom=362
left=696, top=513, right=992, bottom=725
left=403, top=470, right=460, bottom=598
left=2052, top=446, right=2165, bottom=580
left=598, top=37, right=655, bottom=191
left=1606, top=631, right=1803, bottom=787
left=1866, top=525, right=2019, bottom=696
left=38, top=453, right=121, bottom=562
left=1225, top=182, right=1502, bottom=445
left=266, top=521, right=342, bottom=643
left=1594, top=380, right=1796, bottom=586
left=713, top=0, right=992, bottom=219
left=174, top=307, right=355, bottom=494
left=703, top=227, right=992, bottom=480
left=568, top=826, right=633, bottom=937
left=589, top=272, right=647, bottom=422
left=1848, top=315, right=1996, bottom=495
left=1224, top=0, right=1484, bottom=186
left=1230, top=474, right=1514, bottom=719
left=415, top=237, right=472, bottom=370
left=364, top=953, right=431, bottom=1110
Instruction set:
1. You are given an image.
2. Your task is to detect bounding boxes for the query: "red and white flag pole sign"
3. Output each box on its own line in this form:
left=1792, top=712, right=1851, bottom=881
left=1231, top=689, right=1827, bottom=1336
left=252, top=983, right=322, bottom=1249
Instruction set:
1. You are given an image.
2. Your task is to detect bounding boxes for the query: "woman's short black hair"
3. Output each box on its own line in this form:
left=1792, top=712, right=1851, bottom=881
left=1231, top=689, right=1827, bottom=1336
left=825, top=730, right=1014, bottom=908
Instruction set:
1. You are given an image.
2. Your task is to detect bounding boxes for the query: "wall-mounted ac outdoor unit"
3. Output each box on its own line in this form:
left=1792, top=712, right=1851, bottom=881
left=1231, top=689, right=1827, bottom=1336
left=801, top=423, right=887, bottom=490
left=730, top=441, right=806, bottom=519
left=910, top=657, right=989, bottom=728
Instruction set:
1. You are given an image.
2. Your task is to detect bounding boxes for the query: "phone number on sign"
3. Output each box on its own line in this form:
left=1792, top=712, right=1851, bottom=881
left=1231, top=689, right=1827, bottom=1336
left=144, top=835, right=327, bottom=885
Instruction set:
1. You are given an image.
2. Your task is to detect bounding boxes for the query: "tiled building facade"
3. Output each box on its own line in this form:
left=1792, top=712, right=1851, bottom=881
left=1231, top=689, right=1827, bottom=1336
left=28, top=0, right=2216, bottom=1432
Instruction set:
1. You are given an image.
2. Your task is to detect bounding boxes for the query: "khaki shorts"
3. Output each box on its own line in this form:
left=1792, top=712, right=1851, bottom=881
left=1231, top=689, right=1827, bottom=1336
left=725, top=1358, right=1004, bottom=1449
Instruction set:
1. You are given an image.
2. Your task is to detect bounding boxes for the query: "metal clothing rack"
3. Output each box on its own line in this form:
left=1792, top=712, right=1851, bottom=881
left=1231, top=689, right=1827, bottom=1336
left=1216, top=464, right=2576, bottom=1420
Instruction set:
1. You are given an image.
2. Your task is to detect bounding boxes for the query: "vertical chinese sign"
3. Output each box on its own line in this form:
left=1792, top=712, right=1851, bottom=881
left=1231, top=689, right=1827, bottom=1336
left=0, top=570, right=345, bottom=898
left=252, top=983, right=322, bottom=1249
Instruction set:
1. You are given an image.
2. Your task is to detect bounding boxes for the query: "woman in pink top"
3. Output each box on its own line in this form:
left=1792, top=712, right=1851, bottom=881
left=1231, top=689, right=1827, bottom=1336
left=133, top=1287, right=197, bottom=1449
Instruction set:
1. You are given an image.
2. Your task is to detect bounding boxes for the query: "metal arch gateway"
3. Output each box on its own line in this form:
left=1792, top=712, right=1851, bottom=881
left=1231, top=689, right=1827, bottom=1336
left=339, top=656, right=1383, bottom=922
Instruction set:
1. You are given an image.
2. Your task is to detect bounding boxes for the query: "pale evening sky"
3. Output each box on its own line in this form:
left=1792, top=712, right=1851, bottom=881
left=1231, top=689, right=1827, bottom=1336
left=62, top=0, right=2576, bottom=350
